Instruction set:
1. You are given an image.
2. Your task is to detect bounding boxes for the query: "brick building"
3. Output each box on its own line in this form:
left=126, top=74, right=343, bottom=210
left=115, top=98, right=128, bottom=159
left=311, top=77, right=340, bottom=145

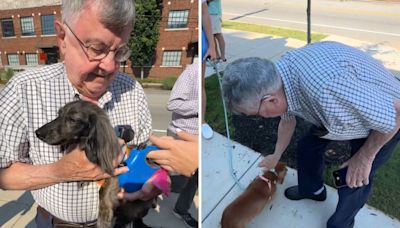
left=134, top=0, right=199, bottom=78
left=0, top=0, right=61, bottom=70
left=0, top=0, right=198, bottom=78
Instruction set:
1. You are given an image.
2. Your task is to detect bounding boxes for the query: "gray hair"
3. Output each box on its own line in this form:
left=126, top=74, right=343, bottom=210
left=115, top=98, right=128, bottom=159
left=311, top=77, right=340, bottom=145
left=222, top=57, right=282, bottom=114
left=61, top=0, right=135, bottom=32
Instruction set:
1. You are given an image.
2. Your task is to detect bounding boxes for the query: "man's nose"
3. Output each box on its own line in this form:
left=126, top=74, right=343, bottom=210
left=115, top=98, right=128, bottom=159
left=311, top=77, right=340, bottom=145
left=99, top=52, right=119, bottom=73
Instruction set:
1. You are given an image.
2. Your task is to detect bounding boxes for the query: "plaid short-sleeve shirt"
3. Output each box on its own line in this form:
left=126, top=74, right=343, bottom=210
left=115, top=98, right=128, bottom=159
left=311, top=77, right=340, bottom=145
left=277, top=41, right=400, bottom=140
left=0, top=63, right=152, bottom=222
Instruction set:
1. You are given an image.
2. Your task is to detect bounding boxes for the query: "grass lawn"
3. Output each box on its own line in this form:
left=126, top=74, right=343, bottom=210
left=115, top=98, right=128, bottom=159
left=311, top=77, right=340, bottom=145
left=206, top=73, right=400, bottom=219
left=222, top=20, right=327, bottom=42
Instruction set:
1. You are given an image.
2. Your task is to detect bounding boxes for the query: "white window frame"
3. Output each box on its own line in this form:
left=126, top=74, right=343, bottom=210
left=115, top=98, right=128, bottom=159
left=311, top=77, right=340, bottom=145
left=41, top=14, right=55, bottom=35
left=167, top=10, right=189, bottom=29
left=25, top=53, right=38, bottom=65
left=1, top=18, right=15, bottom=37
left=162, top=51, right=182, bottom=67
left=20, top=16, right=35, bottom=36
left=7, top=54, right=19, bottom=66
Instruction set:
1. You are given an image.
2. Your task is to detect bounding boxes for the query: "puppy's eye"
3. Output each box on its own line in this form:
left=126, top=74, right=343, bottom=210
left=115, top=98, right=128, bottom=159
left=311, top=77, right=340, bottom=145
left=68, top=117, right=78, bottom=123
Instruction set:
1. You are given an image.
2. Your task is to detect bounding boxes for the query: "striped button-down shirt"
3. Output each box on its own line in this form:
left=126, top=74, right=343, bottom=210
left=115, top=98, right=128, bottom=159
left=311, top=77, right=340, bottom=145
left=276, top=41, right=400, bottom=140
left=167, top=64, right=199, bottom=135
left=0, top=63, right=152, bottom=222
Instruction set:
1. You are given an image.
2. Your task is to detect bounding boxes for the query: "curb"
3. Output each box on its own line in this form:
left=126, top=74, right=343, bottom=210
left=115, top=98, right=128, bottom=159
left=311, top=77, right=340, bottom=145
left=141, top=83, right=163, bottom=89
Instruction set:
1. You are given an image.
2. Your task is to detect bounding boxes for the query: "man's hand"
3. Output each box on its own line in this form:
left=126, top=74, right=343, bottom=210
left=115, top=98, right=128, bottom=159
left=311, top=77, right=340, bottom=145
left=147, top=131, right=198, bottom=177
left=117, top=179, right=162, bottom=201
left=55, top=139, right=128, bottom=182
left=342, top=149, right=374, bottom=188
left=258, top=153, right=281, bottom=170
left=204, top=47, right=217, bottom=61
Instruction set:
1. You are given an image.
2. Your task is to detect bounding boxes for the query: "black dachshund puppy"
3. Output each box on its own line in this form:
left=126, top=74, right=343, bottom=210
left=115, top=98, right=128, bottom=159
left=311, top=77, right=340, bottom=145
left=36, top=100, right=154, bottom=228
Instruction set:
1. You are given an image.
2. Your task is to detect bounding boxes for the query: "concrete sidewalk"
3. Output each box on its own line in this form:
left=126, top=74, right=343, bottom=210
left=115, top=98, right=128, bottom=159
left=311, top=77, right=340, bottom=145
left=202, top=132, right=400, bottom=227
left=0, top=189, right=198, bottom=228
left=205, top=28, right=400, bottom=79
left=202, top=28, right=400, bottom=227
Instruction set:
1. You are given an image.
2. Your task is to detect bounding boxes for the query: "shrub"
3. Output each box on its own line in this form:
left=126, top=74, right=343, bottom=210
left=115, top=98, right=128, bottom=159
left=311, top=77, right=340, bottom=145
left=0, top=68, right=15, bottom=83
left=161, top=76, right=177, bottom=90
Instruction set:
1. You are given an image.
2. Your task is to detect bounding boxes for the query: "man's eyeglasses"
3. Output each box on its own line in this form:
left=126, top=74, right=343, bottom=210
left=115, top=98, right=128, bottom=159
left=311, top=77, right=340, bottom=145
left=256, top=94, right=271, bottom=116
left=240, top=94, right=271, bottom=118
left=64, top=23, right=131, bottom=63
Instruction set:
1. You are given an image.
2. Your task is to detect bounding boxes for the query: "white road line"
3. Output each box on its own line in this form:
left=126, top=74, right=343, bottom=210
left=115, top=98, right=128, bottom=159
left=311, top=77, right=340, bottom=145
left=153, top=129, right=167, bottom=133
left=224, top=12, right=400, bottom=37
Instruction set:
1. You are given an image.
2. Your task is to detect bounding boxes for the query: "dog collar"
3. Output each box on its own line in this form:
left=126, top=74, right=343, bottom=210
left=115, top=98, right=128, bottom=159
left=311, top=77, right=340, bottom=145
left=258, top=174, right=272, bottom=190
left=258, top=174, right=272, bottom=200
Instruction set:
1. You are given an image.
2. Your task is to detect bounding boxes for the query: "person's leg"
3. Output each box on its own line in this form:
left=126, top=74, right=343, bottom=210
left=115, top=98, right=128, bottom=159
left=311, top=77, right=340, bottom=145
left=297, top=127, right=331, bottom=194
left=285, top=126, right=331, bottom=200
left=35, top=206, right=53, bottom=228
left=214, top=33, right=226, bottom=61
left=213, top=34, right=220, bottom=59
left=173, top=170, right=199, bottom=227
left=202, top=63, right=206, bottom=124
left=174, top=171, right=198, bottom=213
left=327, top=131, right=400, bottom=228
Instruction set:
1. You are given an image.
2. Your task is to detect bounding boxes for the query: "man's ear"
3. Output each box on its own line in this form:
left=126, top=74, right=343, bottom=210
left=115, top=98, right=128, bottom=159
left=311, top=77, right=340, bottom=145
left=266, top=95, right=279, bottom=104
left=55, top=21, right=67, bottom=51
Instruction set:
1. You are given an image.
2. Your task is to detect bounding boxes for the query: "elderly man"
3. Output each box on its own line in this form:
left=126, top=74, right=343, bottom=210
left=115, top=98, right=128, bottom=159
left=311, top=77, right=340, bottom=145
left=222, top=41, right=400, bottom=228
left=0, top=0, right=154, bottom=227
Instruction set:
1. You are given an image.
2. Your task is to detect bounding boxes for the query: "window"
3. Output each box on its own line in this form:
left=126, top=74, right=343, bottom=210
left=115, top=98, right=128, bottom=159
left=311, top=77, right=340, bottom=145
left=26, top=53, right=38, bottom=65
left=7, top=54, right=19, bottom=66
left=167, top=10, right=189, bottom=29
left=20, top=16, right=35, bottom=36
left=1, top=18, right=15, bottom=37
left=41, top=15, right=55, bottom=35
left=162, top=51, right=182, bottom=66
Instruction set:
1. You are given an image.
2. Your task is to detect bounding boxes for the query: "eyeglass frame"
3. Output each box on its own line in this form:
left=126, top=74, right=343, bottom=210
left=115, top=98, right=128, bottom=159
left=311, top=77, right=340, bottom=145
left=240, top=94, right=271, bottom=118
left=63, top=22, right=131, bottom=63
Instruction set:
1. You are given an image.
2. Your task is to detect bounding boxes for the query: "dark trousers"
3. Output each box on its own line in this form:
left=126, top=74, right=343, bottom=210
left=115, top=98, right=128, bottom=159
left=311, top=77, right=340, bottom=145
left=297, top=126, right=400, bottom=228
left=35, top=206, right=53, bottom=228
left=167, top=129, right=198, bottom=213
left=173, top=170, right=198, bottom=213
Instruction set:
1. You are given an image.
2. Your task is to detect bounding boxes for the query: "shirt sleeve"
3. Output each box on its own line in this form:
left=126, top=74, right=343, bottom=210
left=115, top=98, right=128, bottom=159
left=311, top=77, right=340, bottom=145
left=167, top=65, right=198, bottom=116
left=0, top=80, right=31, bottom=168
left=322, top=76, right=397, bottom=134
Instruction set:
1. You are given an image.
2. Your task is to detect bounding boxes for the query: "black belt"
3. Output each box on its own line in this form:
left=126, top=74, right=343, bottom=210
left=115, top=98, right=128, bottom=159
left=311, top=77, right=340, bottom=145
left=37, top=206, right=97, bottom=228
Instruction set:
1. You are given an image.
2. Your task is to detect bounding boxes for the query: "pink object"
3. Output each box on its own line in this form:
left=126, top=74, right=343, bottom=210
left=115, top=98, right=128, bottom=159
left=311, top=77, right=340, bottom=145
left=150, top=168, right=171, bottom=196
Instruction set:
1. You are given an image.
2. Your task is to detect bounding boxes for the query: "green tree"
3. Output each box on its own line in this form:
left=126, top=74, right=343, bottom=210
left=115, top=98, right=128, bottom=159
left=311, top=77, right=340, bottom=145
left=129, top=0, right=162, bottom=79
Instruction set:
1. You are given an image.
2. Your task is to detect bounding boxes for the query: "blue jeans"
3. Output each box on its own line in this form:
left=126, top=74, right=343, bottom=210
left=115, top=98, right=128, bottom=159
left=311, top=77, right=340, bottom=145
left=296, top=126, right=400, bottom=228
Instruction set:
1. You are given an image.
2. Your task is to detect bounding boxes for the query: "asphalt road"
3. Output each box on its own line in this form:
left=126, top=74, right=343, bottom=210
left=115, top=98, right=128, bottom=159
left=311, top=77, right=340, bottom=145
left=144, top=88, right=171, bottom=136
left=0, top=84, right=171, bottom=136
left=222, top=0, right=400, bottom=49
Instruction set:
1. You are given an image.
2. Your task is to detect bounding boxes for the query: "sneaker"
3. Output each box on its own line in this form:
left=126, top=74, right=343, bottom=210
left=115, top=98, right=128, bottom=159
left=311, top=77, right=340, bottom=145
left=173, top=209, right=198, bottom=228
left=284, top=185, right=327, bottom=201
left=217, top=57, right=227, bottom=63
left=202, top=123, right=214, bottom=139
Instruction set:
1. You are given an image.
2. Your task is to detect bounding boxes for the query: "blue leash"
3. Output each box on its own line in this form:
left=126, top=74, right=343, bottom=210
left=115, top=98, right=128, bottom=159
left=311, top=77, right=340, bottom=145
left=209, top=60, right=245, bottom=190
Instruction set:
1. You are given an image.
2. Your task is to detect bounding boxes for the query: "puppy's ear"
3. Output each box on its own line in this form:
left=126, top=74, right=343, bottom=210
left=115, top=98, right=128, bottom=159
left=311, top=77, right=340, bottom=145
left=82, top=114, right=99, bottom=165
left=275, top=162, right=287, bottom=184
left=84, top=115, right=119, bottom=175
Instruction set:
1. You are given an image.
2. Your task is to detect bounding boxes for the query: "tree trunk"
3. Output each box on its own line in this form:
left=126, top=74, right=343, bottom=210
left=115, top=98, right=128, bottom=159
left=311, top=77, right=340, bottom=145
left=140, top=67, right=144, bottom=80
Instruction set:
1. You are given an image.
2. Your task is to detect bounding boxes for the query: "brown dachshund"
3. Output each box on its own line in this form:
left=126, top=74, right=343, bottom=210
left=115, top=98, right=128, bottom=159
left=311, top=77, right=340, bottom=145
left=221, top=162, right=287, bottom=228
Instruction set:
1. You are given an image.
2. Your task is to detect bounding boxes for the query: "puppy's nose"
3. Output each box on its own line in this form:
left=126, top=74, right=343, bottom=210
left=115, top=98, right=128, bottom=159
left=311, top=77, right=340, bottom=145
left=35, top=129, right=46, bottom=140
